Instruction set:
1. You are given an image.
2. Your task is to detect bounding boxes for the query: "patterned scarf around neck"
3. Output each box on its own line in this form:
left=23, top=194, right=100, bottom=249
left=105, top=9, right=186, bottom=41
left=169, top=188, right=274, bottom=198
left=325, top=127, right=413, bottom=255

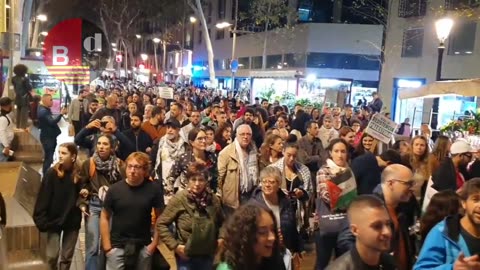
left=92, top=152, right=121, bottom=184
left=235, top=138, right=258, bottom=193
left=187, top=188, right=212, bottom=211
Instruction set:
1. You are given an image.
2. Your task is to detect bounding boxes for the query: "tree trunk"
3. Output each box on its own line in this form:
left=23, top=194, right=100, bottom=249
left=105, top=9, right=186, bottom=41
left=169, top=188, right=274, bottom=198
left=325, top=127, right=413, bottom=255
left=190, top=0, right=216, bottom=87
left=261, top=2, right=272, bottom=70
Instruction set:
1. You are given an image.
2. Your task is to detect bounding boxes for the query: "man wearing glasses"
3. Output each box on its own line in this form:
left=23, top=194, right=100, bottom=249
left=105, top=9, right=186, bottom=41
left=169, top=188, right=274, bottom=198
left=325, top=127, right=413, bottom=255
left=374, top=164, right=415, bottom=270
left=432, top=140, right=475, bottom=192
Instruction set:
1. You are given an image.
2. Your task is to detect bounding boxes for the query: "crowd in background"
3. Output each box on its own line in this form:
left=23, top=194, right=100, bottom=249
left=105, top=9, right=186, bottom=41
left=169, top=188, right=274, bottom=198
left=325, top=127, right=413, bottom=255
left=3, top=65, right=480, bottom=270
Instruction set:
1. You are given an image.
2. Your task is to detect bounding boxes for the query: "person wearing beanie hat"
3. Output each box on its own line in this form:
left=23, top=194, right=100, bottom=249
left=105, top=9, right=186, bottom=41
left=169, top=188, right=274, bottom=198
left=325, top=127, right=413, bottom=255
left=432, top=140, right=475, bottom=192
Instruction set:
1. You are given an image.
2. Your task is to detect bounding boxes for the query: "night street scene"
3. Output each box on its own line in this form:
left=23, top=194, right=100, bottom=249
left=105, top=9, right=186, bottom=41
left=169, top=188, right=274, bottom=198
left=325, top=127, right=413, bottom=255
left=2, top=0, right=480, bottom=269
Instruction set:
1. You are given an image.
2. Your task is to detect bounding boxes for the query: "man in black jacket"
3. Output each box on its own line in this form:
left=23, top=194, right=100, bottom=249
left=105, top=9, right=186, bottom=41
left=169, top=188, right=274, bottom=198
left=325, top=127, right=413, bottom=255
left=121, top=112, right=153, bottom=160
left=38, top=94, right=67, bottom=175
left=326, top=195, right=397, bottom=270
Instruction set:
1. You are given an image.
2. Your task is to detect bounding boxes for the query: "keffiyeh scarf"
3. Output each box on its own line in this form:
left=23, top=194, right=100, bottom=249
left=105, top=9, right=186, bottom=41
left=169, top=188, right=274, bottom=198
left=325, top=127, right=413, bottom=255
left=187, top=188, right=212, bottom=211
left=92, top=152, right=121, bottom=184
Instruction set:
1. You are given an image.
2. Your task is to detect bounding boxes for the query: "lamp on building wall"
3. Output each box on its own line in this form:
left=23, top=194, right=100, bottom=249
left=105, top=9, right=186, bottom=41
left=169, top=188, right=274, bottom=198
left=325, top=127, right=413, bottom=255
left=36, top=14, right=47, bottom=21
left=136, top=34, right=141, bottom=39
left=140, top=53, right=148, bottom=61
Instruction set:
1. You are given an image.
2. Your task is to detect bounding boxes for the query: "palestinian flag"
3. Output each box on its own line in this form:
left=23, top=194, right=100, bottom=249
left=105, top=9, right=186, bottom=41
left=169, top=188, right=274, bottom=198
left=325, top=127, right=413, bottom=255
left=326, top=169, right=357, bottom=211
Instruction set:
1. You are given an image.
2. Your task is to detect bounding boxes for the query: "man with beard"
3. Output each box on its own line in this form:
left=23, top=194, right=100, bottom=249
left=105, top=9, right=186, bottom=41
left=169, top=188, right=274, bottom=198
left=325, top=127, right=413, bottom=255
left=432, top=140, right=475, bottom=192
left=327, top=195, right=396, bottom=270
left=180, top=110, right=202, bottom=142
left=122, top=112, right=153, bottom=159
left=415, top=178, right=480, bottom=269
left=142, top=106, right=166, bottom=142
left=84, top=99, right=99, bottom=124
left=90, top=93, right=123, bottom=131
left=0, top=97, right=15, bottom=162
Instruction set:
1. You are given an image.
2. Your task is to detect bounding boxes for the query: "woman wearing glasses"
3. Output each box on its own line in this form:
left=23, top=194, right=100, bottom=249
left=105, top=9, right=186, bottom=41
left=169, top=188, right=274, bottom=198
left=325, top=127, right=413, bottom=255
left=158, top=162, right=223, bottom=270
left=168, top=128, right=218, bottom=192
left=250, top=166, right=303, bottom=270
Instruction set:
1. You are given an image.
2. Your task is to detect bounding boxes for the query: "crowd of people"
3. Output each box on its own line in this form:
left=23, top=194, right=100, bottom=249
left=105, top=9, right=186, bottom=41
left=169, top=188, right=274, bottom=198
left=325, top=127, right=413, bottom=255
left=2, top=65, right=480, bottom=270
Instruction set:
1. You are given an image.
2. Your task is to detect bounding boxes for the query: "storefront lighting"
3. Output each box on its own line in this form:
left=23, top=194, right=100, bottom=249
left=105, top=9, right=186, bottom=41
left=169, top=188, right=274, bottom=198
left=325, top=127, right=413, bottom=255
left=319, top=79, right=341, bottom=87
left=34, top=51, right=41, bottom=57
left=140, top=53, right=148, bottom=61
left=37, top=14, right=47, bottom=21
left=216, top=22, right=232, bottom=29
left=465, top=51, right=473, bottom=54
left=153, top=38, right=161, bottom=44
left=306, top=74, right=316, bottom=83
left=397, top=79, right=422, bottom=88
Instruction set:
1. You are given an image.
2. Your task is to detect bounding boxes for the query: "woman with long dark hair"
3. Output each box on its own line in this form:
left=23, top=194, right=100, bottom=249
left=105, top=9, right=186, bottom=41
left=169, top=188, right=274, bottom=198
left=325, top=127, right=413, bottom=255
left=216, top=203, right=287, bottom=270
left=33, top=142, right=82, bottom=270
left=215, top=123, right=233, bottom=151
left=77, top=134, right=125, bottom=270
left=316, top=138, right=357, bottom=269
left=428, top=135, right=451, bottom=174
left=419, top=190, right=460, bottom=244
left=352, top=133, right=376, bottom=160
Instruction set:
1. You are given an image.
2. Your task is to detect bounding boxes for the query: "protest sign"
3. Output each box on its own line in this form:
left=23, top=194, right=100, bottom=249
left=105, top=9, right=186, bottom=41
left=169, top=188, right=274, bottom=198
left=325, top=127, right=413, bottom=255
left=159, top=87, right=174, bottom=99
left=365, top=113, right=397, bottom=144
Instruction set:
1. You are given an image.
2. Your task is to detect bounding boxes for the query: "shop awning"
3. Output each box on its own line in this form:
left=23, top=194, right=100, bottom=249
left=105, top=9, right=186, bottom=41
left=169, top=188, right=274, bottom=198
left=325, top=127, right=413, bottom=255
left=399, top=79, right=480, bottom=99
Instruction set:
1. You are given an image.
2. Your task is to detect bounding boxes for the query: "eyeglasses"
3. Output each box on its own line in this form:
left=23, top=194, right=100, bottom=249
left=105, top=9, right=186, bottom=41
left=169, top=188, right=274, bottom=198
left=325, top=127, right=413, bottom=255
left=261, top=179, right=278, bottom=185
left=127, top=164, right=145, bottom=171
left=392, top=179, right=416, bottom=188
left=238, top=132, right=252, bottom=137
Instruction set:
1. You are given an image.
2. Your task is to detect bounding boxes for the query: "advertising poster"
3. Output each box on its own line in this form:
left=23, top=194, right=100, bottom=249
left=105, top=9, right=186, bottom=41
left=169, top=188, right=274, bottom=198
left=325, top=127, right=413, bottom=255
left=29, top=74, right=62, bottom=114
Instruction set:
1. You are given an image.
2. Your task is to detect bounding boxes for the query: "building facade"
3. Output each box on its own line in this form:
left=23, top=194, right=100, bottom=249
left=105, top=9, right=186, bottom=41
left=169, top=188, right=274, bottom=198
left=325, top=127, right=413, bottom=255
left=191, top=0, right=383, bottom=106
left=380, top=0, right=480, bottom=128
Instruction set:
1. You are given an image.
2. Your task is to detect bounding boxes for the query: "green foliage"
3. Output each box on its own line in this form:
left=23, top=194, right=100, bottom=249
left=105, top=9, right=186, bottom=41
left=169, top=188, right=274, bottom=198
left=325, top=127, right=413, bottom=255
left=249, top=0, right=290, bottom=28
left=440, top=110, right=480, bottom=135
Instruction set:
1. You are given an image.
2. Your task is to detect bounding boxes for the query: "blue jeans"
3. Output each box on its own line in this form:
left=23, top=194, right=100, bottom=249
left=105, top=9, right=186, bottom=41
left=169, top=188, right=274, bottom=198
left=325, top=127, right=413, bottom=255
left=176, top=255, right=213, bottom=270
left=106, top=246, right=151, bottom=270
left=0, top=145, right=8, bottom=162
left=85, top=198, right=102, bottom=270
left=41, top=137, right=57, bottom=175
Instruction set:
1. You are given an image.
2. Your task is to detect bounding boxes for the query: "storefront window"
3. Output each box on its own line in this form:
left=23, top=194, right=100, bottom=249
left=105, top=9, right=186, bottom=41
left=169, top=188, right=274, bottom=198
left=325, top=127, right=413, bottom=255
left=395, top=79, right=425, bottom=126
left=438, top=95, right=477, bottom=127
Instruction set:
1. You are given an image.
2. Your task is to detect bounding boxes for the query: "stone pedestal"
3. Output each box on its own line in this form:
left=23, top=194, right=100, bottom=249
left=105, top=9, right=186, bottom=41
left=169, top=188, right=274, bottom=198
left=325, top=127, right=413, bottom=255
left=0, top=162, right=47, bottom=270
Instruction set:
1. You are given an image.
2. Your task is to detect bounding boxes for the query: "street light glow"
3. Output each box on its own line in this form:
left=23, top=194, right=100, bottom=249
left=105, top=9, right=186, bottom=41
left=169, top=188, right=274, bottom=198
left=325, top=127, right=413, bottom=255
left=435, top=18, right=454, bottom=43
left=40, top=31, right=48, bottom=36
left=216, top=22, right=232, bottom=29
left=153, top=38, right=161, bottom=43
left=136, top=34, right=141, bottom=39
left=140, top=53, right=148, bottom=61
left=112, top=48, right=117, bottom=52
left=306, top=74, right=317, bottom=83
left=37, top=14, right=47, bottom=21
left=111, top=43, right=117, bottom=47
left=190, top=16, right=197, bottom=23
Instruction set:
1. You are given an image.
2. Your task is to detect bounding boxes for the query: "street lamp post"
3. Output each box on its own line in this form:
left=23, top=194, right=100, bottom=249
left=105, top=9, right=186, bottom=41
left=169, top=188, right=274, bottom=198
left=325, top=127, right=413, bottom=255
left=153, top=38, right=160, bottom=73
left=435, top=18, right=454, bottom=81
left=432, top=17, right=454, bottom=129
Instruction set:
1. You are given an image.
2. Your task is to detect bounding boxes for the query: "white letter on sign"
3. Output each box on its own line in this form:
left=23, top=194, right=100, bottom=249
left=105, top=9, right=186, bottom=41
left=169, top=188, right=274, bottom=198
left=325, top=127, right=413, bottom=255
left=53, top=46, right=69, bottom=65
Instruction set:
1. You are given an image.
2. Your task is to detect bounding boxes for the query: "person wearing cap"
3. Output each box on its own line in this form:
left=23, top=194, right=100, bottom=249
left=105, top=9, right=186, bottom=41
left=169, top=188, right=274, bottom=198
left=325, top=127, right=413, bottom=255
left=154, top=118, right=188, bottom=193
left=0, top=97, right=15, bottom=162
left=432, top=140, right=475, bottom=192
